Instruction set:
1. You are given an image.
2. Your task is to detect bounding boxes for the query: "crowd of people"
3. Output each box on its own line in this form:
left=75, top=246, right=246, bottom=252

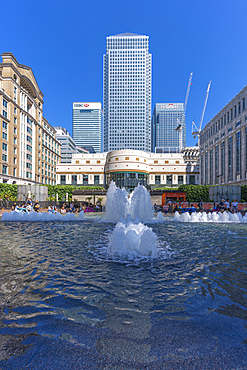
left=213, top=198, right=239, bottom=213
left=11, top=199, right=101, bottom=214
left=154, top=198, right=240, bottom=214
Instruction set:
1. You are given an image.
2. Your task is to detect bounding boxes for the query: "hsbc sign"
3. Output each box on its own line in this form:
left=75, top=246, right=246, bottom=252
left=73, top=103, right=90, bottom=108
left=73, top=102, right=102, bottom=110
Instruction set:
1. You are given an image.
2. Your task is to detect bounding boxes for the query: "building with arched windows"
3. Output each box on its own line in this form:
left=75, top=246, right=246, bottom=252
left=56, top=148, right=199, bottom=192
left=0, top=53, right=61, bottom=185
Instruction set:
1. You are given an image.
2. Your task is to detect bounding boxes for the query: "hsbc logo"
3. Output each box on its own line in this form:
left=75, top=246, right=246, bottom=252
left=74, top=103, right=90, bottom=108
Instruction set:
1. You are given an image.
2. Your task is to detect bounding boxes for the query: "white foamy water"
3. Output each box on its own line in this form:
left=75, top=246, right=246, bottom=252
left=1, top=210, right=85, bottom=222
left=105, top=181, right=153, bottom=222
left=107, top=220, right=158, bottom=258
left=105, top=182, right=160, bottom=259
left=173, top=211, right=247, bottom=223
left=157, top=211, right=165, bottom=221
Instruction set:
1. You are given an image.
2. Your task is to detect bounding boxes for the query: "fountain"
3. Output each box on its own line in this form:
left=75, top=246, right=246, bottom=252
left=0, top=183, right=247, bottom=368
left=105, top=182, right=158, bottom=258
left=173, top=210, right=247, bottom=223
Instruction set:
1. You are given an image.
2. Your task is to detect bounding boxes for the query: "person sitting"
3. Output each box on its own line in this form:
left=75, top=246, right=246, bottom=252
left=218, top=199, right=225, bottom=211
left=224, top=199, right=230, bottom=212
left=33, top=201, right=40, bottom=212
left=47, top=205, right=52, bottom=212
left=60, top=206, right=66, bottom=214
left=231, top=199, right=238, bottom=213
left=163, top=204, right=169, bottom=213
left=52, top=205, right=57, bottom=213
left=68, top=206, right=73, bottom=213
left=27, top=198, right=33, bottom=207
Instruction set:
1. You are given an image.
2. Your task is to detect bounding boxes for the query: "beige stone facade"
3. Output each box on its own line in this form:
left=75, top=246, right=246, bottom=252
left=0, top=53, right=61, bottom=185
left=200, top=85, right=247, bottom=185
left=56, top=148, right=199, bottom=190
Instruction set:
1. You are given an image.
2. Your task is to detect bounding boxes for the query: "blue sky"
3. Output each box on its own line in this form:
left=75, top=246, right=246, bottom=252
left=2, top=0, right=247, bottom=147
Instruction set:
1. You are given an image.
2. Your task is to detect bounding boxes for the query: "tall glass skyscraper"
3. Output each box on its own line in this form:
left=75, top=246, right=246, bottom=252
left=103, top=33, right=152, bottom=152
left=72, top=102, right=103, bottom=153
left=151, top=103, right=185, bottom=153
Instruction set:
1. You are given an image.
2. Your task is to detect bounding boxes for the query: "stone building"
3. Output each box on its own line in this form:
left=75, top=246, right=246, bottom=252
left=0, top=53, right=61, bottom=185
left=200, top=85, right=247, bottom=185
left=56, top=148, right=199, bottom=192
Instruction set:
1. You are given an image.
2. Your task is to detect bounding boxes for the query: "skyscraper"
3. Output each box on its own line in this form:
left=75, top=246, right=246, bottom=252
left=151, top=103, right=185, bottom=153
left=72, top=102, right=103, bottom=153
left=103, top=33, right=152, bottom=152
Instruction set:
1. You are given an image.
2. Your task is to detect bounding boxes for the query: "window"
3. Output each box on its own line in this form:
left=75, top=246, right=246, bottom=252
left=209, top=149, right=213, bottom=184
left=3, top=99, right=7, bottom=108
left=221, top=141, right=225, bottom=183
left=236, top=131, right=241, bottom=175
left=2, top=143, right=7, bottom=151
left=72, top=175, right=77, bottom=184
left=97, top=161, right=101, bottom=164
left=94, top=175, right=99, bottom=184
left=115, top=158, right=119, bottom=161
left=175, top=161, right=179, bottom=164
left=178, top=175, right=183, bottom=184
left=2, top=132, right=7, bottom=140
left=14, top=127, right=17, bottom=134
left=76, top=161, right=79, bottom=164
left=13, top=168, right=16, bottom=177
left=2, top=165, right=7, bottom=175
left=2, top=121, right=7, bottom=130
left=155, top=175, right=160, bottom=184
left=2, top=110, right=7, bottom=118
left=27, top=145, right=32, bottom=152
left=228, top=137, right=233, bottom=181
left=13, top=147, right=17, bottom=154
left=154, top=161, right=158, bottom=164
left=205, top=152, right=208, bottom=184
left=136, top=158, right=139, bottom=161
left=14, top=157, right=17, bottom=164
left=83, top=175, right=88, bottom=184
left=166, top=175, right=172, bottom=185
left=125, top=157, right=129, bottom=160
left=2, top=154, right=7, bottom=162
left=215, top=145, right=219, bottom=184
left=234, top=105, right=237, bottom=118
left=238, top=101, right=241, bottom=115
left=86, top=161, right=90, bottom=164
left=189, top=175, right=195, bottom=185
left=165, top=160, right=169, bottom=164
left=26, top=163, right=32, bottom=170
left=243, top=97, right=246, bottom=111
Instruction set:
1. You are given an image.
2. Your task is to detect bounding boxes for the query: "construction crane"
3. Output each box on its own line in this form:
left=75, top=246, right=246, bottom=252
left=192, top=81, right=211, bottom=147
left=175, top=72, right=193, bottom=152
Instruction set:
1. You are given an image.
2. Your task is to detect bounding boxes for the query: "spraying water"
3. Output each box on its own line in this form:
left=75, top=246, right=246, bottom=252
left=173, top=211, right=247, bottom=223
left=105, top=181, right=153, bottom=222
left=105, top=182, right=158, bottom=258
left=1, top=211, right=85, bottom=222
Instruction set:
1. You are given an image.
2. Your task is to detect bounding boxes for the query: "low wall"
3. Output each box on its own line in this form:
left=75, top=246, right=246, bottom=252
left=17, top=185, right=48, bottom=202
left=209, top=185, right=241, bottom=202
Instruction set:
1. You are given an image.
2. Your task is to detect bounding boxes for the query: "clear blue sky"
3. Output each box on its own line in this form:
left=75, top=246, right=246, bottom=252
left=2, top=0, right=247, bottom=147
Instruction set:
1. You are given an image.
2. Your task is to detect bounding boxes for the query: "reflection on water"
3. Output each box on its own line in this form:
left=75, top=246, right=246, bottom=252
left=0, top=220, right=247, bottom=368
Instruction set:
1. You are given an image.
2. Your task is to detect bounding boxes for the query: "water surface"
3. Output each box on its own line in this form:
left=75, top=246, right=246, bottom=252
left=0, top=219, right=247, bottom=369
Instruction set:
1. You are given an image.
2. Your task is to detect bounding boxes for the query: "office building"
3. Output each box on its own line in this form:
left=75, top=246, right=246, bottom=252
left=72, top=102, right=103, bottom=153
left=54, top=127, right=88, bottom=163
left=200, top=85, right=247, bottom=185
left=152, top=103, right=185, bottom=153
left=0, top=53, right=61, bottom=185
left=56, top=148, right=199, bottom=191
left=103, top=33, right=152, bottom=152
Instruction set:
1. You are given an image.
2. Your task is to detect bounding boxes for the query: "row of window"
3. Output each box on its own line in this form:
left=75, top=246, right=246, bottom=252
left=201, top=97, right=246, bottom=144
left=201, top=128, right=247, bottom=184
